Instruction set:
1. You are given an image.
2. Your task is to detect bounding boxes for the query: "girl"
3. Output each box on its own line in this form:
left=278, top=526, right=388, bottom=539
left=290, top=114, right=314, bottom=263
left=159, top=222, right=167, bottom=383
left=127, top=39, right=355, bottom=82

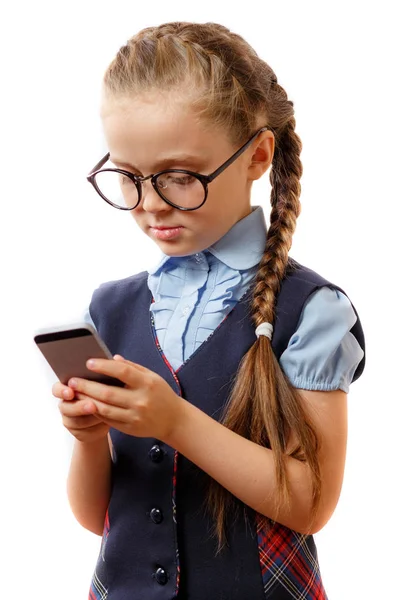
left=53, top=22, right=365, bottom=600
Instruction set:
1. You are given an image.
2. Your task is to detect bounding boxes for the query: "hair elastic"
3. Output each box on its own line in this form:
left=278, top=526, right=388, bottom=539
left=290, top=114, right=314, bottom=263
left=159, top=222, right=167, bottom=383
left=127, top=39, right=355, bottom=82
left=255, top=322, right=273, bottom=340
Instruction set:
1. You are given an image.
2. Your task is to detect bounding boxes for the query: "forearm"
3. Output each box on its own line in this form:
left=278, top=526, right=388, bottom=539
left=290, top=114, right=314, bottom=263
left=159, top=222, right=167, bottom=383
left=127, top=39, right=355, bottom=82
left=165, top=399, right=318, bottom=534
left=67, top=435, right=112, bottom=535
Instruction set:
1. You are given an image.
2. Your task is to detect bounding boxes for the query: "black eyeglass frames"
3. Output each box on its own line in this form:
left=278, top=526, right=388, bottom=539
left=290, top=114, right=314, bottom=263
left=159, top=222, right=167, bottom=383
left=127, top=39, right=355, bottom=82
left=87, top=126, right=269, bottom=212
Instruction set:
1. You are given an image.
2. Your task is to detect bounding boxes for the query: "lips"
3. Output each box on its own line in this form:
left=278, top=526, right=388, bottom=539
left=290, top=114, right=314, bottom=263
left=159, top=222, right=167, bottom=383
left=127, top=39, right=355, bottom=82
left=150, top=226, right=182, bottom=230
left=150, top=226, right=184, bottom=240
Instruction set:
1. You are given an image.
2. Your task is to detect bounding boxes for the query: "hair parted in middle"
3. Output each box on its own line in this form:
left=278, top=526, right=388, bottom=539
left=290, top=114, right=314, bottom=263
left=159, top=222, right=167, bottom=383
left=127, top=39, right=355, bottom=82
left=102, top=21, right=321, bottom=551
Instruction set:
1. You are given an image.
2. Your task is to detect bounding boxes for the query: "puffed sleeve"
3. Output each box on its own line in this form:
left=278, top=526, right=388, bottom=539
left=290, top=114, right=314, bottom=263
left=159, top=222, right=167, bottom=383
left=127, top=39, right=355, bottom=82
left=279, top=286, right=364, bottom=393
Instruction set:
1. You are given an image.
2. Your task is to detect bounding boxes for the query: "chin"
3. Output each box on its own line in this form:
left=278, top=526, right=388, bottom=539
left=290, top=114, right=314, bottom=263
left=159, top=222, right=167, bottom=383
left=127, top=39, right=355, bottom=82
left=160, top=247, right=192, bottom=258
left=156, top=242, right=200, bottom=258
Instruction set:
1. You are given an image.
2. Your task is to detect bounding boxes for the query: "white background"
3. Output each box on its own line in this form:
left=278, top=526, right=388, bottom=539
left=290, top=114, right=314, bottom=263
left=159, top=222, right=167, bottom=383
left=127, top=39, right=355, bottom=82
left=1, top=1, right=399, bottom=598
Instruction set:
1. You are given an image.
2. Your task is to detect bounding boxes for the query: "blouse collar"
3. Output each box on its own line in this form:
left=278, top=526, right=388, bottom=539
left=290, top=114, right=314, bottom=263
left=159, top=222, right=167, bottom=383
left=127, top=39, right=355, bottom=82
left=148, top=205, right=267, bottom=274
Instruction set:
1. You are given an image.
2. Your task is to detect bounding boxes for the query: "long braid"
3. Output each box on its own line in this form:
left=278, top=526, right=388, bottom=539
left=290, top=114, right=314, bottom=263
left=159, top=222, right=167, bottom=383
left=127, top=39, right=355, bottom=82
left=209, top=118, right=320, bottom=550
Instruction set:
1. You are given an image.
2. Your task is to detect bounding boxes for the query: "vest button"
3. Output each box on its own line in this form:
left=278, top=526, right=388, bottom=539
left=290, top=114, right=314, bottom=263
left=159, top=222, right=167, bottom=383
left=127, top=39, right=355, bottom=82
left=149, top=444, right=164, bottom=463
left=150, top=508, right=163, bottom=524
left=154, top=567, right=168, bottom=585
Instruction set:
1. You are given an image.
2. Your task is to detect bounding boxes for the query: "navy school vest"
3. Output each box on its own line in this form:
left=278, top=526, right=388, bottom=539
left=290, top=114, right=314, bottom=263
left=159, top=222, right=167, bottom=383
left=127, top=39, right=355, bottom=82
left=88, top=258, right=365, bottom=600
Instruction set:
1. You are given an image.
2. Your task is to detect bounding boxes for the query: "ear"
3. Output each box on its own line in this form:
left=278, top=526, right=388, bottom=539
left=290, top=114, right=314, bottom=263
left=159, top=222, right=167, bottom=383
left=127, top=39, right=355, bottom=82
left=247, top=130, right=275, bottom=181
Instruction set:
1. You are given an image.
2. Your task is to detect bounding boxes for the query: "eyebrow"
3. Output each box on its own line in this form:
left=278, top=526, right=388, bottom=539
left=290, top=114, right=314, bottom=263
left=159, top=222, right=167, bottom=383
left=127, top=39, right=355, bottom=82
left=110, top=154, right=209, bottom=172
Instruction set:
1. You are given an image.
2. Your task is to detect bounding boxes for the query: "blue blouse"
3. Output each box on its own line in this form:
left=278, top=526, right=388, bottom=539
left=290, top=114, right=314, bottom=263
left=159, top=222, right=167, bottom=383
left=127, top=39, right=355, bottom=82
left=86, top=206, right=364, bottom=393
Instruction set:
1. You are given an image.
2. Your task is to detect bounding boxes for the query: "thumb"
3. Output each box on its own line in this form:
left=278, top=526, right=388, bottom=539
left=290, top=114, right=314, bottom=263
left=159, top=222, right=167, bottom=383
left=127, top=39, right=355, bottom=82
left=113, top=354, right=149, bottom=373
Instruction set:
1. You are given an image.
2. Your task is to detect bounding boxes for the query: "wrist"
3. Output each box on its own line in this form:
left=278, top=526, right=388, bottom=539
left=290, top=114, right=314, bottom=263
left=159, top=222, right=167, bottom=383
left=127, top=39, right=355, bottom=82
left=75, top=434, right=110, bottom=450
left=163, top=396, right=193, bottom=448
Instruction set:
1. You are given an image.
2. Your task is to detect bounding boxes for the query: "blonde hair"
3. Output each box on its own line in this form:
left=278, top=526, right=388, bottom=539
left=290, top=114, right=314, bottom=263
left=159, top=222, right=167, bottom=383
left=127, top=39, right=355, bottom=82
left=103, top=21, right=320, bottom=550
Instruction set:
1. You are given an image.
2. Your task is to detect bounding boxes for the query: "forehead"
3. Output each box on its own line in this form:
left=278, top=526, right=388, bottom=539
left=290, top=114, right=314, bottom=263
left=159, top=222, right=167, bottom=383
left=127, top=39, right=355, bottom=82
left=100, top=91, right=230, bottom=166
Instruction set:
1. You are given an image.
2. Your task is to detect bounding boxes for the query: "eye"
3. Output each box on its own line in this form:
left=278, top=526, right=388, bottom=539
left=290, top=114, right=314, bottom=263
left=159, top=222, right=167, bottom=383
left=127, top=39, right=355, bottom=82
left=158, top=173, right=197, bottom=188
left=172, top=175, right=196, bottom=185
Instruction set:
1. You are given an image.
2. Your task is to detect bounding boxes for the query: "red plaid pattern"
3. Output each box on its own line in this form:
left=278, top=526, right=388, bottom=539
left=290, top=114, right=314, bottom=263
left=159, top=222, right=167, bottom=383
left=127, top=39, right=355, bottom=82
left=257, top=516, right=327, bottom=599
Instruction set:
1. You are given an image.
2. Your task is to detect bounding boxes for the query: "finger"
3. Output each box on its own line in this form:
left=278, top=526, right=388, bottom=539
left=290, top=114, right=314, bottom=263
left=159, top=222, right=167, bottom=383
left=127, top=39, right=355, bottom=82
left=59, top=395, right=98, bottom=417
left=86, top=357, right=149, bottom=385
left=89, top=399, right=129, bottom=423
left=52, top=382, right=75, bottom=400
left=68, top=377, right=134, bottom=409
left=113, top=355, right=149, bottom=374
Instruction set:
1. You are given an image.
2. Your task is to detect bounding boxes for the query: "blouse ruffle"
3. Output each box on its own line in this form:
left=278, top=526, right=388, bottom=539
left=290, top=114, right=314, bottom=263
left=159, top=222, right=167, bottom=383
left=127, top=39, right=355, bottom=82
left=147, top=251, right=256, bottom=367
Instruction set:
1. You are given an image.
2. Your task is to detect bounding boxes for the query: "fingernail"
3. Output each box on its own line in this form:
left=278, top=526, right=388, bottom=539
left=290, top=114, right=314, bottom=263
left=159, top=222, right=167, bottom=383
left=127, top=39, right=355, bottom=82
left=62, top=389, right=72, bottom=399
left=69, top=378, right=77, bottom=388
left=83, top=402, right=95, bottom=413
left=87, top=359, right=96, bottom=368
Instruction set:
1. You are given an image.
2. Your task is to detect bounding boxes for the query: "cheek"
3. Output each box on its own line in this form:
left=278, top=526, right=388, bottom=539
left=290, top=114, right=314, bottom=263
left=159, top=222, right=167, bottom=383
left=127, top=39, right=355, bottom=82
left=195, top=195, right=222, bottom=223
left=216, top=171, right=242, bottom=197
left=205, top=179, right=236, bottom=214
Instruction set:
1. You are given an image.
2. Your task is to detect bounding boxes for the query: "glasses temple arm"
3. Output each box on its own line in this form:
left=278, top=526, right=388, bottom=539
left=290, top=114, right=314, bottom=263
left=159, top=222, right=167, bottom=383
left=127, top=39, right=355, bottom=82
left=206, top=127, right=269, bottom=183
left=88, top=153, right=110, bottom=175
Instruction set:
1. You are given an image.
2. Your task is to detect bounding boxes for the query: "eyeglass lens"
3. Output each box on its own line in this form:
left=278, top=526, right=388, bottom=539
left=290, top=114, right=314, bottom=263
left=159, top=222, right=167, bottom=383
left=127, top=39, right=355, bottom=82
left=93, top=167, right=206, bottom=210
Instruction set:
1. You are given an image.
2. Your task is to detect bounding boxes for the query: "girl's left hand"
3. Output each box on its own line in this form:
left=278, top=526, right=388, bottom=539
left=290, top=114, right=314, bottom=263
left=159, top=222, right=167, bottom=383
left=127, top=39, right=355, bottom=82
left=67, top=355, right=184, bottom=441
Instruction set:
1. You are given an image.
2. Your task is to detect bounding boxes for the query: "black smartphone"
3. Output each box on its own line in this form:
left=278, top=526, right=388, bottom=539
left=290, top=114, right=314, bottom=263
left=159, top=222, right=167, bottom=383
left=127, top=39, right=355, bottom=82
left=34, top=323, right=125, bottom=387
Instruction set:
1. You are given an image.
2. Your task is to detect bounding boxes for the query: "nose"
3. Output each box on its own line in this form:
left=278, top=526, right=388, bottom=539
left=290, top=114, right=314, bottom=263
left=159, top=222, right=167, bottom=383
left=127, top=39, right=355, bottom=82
left=141, top=180, right=172, bottom=213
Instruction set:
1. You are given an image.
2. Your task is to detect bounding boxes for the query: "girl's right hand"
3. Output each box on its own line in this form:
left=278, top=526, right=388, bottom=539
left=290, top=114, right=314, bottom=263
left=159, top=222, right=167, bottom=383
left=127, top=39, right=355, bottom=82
left=52, top=382, right=110, bottom=443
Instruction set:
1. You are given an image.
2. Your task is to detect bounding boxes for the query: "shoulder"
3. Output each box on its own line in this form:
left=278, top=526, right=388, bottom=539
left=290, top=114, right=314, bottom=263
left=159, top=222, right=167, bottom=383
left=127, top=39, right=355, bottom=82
left=279, top=258, right=362, bottom=333
left=279, top=269, right=365, bottom=390
left=282, top=258, right=338, bottom=291
left=279, top=286, right=365, bottom=391
left=89, top=271, right=150, bottom=317
left=276, top=258, right=366, bottom=385
left=275, top=258, right=342, bottom=325
left=301, top=286, right=358, bottom=328
left=273, top=259, right=343, bottom=355
left=92, top=271, right=148, bottom=299
left=287, top=258, right=365, bottom=343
